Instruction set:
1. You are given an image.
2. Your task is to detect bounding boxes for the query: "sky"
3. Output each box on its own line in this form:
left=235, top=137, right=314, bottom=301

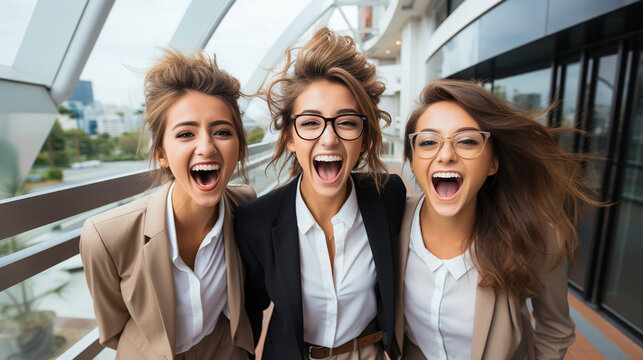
left=1, top=0, right=358, bottom=121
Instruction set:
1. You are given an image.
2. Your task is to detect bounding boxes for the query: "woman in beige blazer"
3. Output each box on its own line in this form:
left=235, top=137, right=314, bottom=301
left=395, top=79, right=601, bottom=360
left=80, top=49, right=254, bottom=359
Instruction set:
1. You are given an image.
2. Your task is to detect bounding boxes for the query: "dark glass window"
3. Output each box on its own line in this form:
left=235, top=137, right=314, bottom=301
left=559, top=61, right=582, bottom=152
left=602, top=51, right=643, bottom=333
left=493, top=67, right=551, bottom=124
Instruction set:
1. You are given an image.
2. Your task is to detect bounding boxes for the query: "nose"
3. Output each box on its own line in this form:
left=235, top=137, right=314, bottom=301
left=318, top=120, right=340, bottom=146
left=436, top=139, right=457, bottom=163
left=196, top=131, right=218, bottom=156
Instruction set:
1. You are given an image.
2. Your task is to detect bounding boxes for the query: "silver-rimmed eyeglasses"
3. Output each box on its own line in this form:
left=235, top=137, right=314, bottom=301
left=408, top=130, right=491, bottom=159
left=291, top=113, right=366, bottom=141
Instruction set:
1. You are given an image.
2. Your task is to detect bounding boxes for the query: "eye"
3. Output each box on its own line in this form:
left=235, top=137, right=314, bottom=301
left=176, top=131, right=193, bottom=138
left=456, top=137, right=481, bottom=147
left=418, top=139, right=438, bottom=147
left=214, top=129, right=233, bottom=137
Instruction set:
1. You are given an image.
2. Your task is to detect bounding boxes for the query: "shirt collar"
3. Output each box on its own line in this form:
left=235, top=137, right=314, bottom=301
left=409, top=195, right=475, bottom=280
left=295, top=175, right=359, bottom=234
left=166, top=182, right=225, bottom=264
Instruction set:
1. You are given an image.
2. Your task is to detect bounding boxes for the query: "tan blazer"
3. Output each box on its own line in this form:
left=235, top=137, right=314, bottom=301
left=80, top=183, right=255, bottom=359
left=394, top=195, right=575, bottom=360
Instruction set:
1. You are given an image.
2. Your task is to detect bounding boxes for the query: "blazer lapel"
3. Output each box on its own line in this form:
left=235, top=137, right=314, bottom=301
left=471, top=282, right=496, bottom=360
left=353, top=175, right=395, bottom=332
left=271, top=179, right=304, bottom=346
left=141, top=183, right=176, bottom=358
left=222, top=190, right=254, bottom=353
left=395, top=194, right=422, bottom=351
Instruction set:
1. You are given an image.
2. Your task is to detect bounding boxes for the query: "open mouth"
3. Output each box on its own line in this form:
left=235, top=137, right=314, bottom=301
left=431, top=172, right=463, bottom=199
left=190, top=163, right=220, bottom=190
left=313, top=154, right=343, bottom=184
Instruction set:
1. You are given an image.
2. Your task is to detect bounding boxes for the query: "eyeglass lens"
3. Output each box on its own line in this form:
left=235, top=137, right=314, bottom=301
left=294, top=114, right=363, bottom=140
left=412, top=131, right=487, bottom=159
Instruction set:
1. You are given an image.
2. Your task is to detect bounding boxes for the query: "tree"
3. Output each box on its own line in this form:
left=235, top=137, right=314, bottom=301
left=39, top=120, right=67, bottom=168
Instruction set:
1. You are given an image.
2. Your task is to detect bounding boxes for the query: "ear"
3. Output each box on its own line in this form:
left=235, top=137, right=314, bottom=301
left=286, top=135, right=296, bottom=153
left=156, top=148, right=169, bottom=168
left=487, top=155, right=499, bottom=176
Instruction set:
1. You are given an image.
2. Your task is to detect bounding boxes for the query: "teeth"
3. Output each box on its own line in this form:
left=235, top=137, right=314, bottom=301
left=314, top=155, right=343, bottom=162
left=432, top=172, right=461, bottom=179
left=191, top=164, right=220, bottom=171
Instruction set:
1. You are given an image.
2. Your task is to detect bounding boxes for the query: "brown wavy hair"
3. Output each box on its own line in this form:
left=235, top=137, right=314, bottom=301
left=141, top=48, right=247, bottom=185
left=404, top=79, right=601, bottom=301
left=264, top=27, right=391, bottom=190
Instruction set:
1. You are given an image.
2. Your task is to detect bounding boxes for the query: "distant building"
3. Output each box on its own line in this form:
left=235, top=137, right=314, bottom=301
left=70, top=80, right=94, bottom=106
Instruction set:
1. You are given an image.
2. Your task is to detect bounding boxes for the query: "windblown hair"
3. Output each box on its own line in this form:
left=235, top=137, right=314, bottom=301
left=265, top=27, right=391, bottom=190
left=141, top=48, right=247, bottom=185
left=404, top=79, right=600, bottom=301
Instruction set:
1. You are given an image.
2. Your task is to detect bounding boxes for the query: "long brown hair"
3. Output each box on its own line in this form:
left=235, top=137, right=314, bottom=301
left=142, top=48, right=247, bottom=185
left=404, top=79, right=600, bottom=301
left=265, top=27, right=391, bottom=190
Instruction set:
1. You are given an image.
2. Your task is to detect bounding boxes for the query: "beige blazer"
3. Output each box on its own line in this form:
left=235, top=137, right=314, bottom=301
left=394, top=195, right=575, bottom=360
left=80, top=182, right=255, bottom=359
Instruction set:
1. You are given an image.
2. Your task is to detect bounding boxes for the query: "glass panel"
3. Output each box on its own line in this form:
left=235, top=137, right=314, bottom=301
left=602, top=52, right=643, bottom=333
left=0, top=257, right=96, bottom=358
left=0, top=0, right=38, bottom=66
left=492, top=67, right=552, bottom=124
left=478, top=0, right=547, bottom=62
left=547, top=0, right=629, bottom=34
left=587, top=54, right=618, bottom=189
left=570, top=53, right=618, bottom=290
left=559, top=61, right=581, bottom=152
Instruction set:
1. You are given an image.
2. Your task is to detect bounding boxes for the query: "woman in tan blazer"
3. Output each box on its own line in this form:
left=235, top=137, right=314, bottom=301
left=80, top=49, right=254, bottom=359
left=395, top=80, right=601, bottom=360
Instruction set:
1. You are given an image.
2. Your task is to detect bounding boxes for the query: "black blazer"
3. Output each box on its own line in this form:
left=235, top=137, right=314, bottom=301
left=234, top=173, right=406, bottom=359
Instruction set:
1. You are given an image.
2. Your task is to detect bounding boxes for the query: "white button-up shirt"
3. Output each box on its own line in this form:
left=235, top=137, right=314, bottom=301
left=296, top=176, right=377, bottom=348
left=165, top=182, right=228, bottom=353
left=404, top=196, right=478, bottom=360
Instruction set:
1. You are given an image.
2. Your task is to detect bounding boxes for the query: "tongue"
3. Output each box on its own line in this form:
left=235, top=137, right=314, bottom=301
left=317, top=161, right=341, bottom=181
left=436, top=180, right=459, bottom=198
left=194, top=171, right=218, bottom=186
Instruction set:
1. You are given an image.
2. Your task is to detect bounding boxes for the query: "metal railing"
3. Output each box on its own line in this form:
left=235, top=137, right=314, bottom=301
left=0, top=141, right=276, bottom=359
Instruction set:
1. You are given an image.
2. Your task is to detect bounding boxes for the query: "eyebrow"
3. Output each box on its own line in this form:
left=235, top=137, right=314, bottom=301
left=418, top=126, right=480, bottom=133
left=298, top=108, right=360, bottom=115
left=172, top=120, right=233, bottom=130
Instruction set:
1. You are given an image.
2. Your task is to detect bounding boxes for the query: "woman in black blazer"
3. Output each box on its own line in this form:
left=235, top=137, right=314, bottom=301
left=234, top=27, right=405, bottom=359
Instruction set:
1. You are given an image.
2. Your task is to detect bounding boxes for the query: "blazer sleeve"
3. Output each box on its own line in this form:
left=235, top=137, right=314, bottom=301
left=234, top=207, right=271, bottom=347
left=79, top=218, right=130, bottom=350
left=530, top=251, right=575, bottom=359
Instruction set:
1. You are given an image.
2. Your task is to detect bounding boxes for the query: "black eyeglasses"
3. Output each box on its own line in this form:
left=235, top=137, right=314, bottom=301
left=291, top=113, right=366, bottom=141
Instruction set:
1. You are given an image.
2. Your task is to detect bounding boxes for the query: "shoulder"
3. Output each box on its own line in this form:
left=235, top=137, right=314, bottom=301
left=84, top=191, right=153, bottom=229
left=80, top=187, right=163, bottom=252
left=237, top=178, right=296, bottom=216
left=225, top=183, right=257, bottom=207
left=353, top=173, right=406, bottom=201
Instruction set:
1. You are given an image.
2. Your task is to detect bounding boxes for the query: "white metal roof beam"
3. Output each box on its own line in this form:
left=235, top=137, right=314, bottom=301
left=50, top=0, right=115, bottom=105
left=333, top=1, right=363, bottom=50
left=170, top=0, right=236, bottom=54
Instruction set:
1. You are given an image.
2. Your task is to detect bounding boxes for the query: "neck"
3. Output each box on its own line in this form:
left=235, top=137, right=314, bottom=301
left=419, top=197, right=476, bottom=258
left=171, top=185, right=218, bottom=236
left=299, top=175, right=350, bottom=230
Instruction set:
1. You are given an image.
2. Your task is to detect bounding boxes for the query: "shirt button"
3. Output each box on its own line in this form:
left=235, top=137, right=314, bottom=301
left=337, top=245, right=344, bottom=253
